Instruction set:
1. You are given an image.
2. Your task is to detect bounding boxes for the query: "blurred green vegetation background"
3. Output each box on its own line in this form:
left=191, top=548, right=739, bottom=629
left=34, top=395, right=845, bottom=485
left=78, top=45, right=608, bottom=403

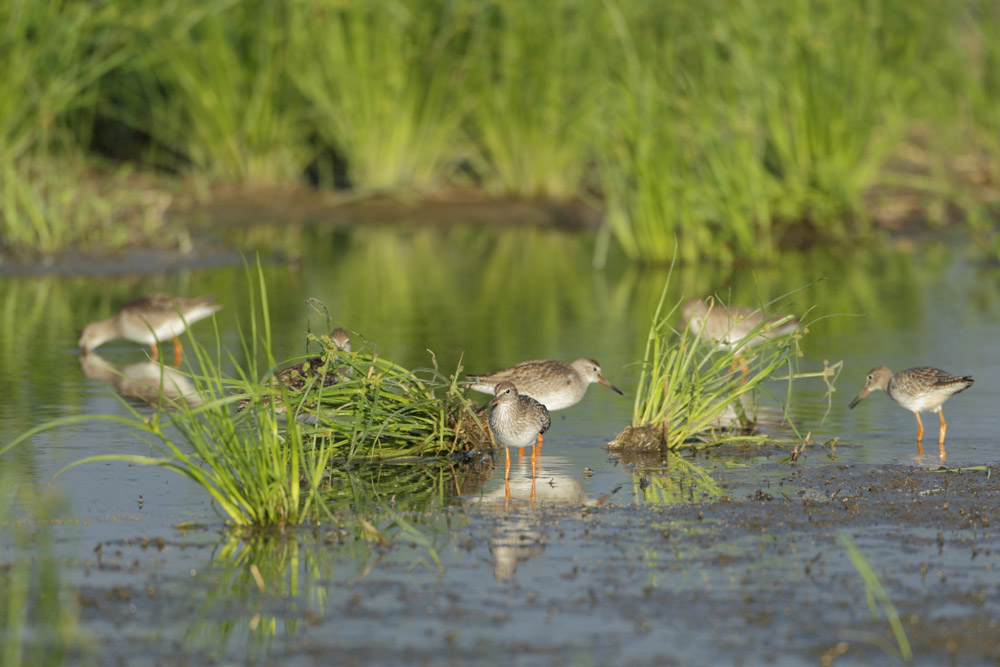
left=3, top=0, right=1000, bottom=262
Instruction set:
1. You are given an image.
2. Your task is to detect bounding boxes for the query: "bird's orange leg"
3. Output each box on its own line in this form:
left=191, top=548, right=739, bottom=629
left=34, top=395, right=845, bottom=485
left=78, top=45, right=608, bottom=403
left=531, top=436, right=540, bottom=480
left=938, top=409, right=948, bottom=461
left=731, top=355, right=749, bottom=383
left=172, top=337, right=183, bottom=368
left=518, top=447, right=525, bottom=463
left=530, top=435, right=540, bottom=502
left=913, top=411, right=925, bottom=456
left=149, top=343, right=159, bottom=362
left=504, top=447, right=511, bottom=501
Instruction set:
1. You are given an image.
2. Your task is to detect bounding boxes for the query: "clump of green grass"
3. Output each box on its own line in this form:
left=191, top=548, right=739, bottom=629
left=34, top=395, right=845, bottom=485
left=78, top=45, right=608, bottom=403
left=597, top=0, right=943, bottom=265
left=610, top=274, right=817, bottom=452
left=1, top=159, right=173, bottom=254
left=597, top=1, right=773, bottom=266
left=236, top=332, right=481, bottom=462
left=6, top=263, right=489, bottom=527
left=125, top=0, right=310, bottom=185
left=287, top=0, right=468, bottom=191
left=464, top=0, right=607, bottom=198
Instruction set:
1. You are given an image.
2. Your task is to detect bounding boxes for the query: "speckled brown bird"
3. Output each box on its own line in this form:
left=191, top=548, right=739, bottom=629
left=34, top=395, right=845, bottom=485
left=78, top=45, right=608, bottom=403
left=485, top=381, right=551, bottom=498
left=681, top=297, right=798, bottom=349
left=237, top=328, right=352, bottom=419
left=468, top=358, right=622, bottom=411
left=78, top=294, right=221, bottom=366
left=849, top=365, right=973, bottom=458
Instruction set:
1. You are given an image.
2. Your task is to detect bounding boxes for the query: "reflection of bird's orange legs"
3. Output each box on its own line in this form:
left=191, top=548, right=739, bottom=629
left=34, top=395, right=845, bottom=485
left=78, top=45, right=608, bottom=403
left=530, top=435, right=540, bottom=502
left=172, top=337, right=183, bottom=367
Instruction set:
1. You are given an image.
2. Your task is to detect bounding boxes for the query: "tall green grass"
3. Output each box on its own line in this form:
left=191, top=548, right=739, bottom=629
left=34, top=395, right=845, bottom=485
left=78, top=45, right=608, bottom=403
left=464, top=0, right=606, bottom=198
left=288, top=0, right=468, bottom=191
left=3, top=0, right=1000, bottom=259
left=599, top=0, right=941, bottom=265
left=128, top=0, right=310, bottom=185
left=0, top=0, right=156, bottom=254
left=0, top=0, right=123, bottom=161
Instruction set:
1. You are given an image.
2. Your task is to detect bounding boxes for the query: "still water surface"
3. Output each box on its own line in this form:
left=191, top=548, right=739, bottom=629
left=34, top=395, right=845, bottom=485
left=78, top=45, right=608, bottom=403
left=2, top=226, right=999, bottom=663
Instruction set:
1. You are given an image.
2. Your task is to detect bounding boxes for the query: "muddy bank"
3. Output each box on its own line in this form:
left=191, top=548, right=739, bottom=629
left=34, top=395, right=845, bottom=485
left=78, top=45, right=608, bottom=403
left=181, top=187, right=604, bottom=231
left=71, top=460, right=1000, bottom=665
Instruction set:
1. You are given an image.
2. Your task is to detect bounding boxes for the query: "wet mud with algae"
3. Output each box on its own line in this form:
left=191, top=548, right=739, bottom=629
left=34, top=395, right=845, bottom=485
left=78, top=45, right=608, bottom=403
left=67, top=455, right=1000, bottom=666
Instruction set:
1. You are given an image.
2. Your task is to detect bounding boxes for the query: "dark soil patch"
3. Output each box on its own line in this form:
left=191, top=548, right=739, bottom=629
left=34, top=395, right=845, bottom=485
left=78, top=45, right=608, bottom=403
left=68, top=461, right=1000, bottom=665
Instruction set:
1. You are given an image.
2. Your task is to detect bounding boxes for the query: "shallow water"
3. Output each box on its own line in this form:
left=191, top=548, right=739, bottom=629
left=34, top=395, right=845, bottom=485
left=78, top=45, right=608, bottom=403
left=3, top=227, right=1000, bottom=664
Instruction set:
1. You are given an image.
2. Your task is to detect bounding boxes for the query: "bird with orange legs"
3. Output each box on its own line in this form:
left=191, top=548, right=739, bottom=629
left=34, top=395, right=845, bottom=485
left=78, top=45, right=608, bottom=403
left=484, top=381, right=551, bottom=501
left=468, top=358, right=621, bottom=460
left=78, top=294, right=221, bottom=367
left=849, top=365, right=973, bottom=460
left=681, top=297, right=798, bottom=374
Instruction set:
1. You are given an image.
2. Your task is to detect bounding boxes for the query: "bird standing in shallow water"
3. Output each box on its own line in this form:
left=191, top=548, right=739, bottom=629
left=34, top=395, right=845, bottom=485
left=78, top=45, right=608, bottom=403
left=849, top=365, right=973, bottom=460
left=469, top=358, right=620, bottom=459
left=484, top=381, right=551, bottom=500
left=78, top=294, right=221, bottom=367
left=468, top=358, right=622, bottom=413
left=681, top=296, right=798, bottom=373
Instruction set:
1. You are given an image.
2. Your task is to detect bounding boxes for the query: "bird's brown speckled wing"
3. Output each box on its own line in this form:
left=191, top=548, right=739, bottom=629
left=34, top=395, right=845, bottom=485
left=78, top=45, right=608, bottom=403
left=896, top=367, right=974, bottom=394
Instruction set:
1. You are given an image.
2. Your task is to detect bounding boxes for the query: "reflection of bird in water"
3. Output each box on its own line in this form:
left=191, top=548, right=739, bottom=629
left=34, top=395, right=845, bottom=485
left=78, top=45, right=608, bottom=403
left=468, top=358, right=623, bottom=412
left=489, top=520, right=545, bottom=580
left=484, top=381, right=551, bottom=499
left=236, top=328, right=352, bottom=419
left=475, top=456, right=612, bottom=579
left=78, top=294, right=221, bottom=367
left=477, top=462, right=597, bottom=506
left=849, top=365, right=973, bottom=460
left=79, top=352, right=201, bottom=409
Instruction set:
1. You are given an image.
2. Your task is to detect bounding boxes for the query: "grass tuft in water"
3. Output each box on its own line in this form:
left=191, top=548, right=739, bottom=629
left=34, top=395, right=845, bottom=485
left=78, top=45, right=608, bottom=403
left=610, top=270, right=818, bottom=452
left=5, top=261, right=490, bottom=527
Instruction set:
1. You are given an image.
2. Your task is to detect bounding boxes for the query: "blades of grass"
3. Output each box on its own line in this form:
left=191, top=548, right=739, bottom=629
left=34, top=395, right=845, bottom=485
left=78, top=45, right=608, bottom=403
left=838, top=533, right=913, bottom=663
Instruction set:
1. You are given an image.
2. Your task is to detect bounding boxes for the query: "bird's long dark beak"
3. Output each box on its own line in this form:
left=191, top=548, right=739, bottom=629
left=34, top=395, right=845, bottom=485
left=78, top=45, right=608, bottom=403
left=599, top=375, right=624, bottom=396
left=477, top=395, right=500, bottom=413
left=848, top=388, right=869, bottom=409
